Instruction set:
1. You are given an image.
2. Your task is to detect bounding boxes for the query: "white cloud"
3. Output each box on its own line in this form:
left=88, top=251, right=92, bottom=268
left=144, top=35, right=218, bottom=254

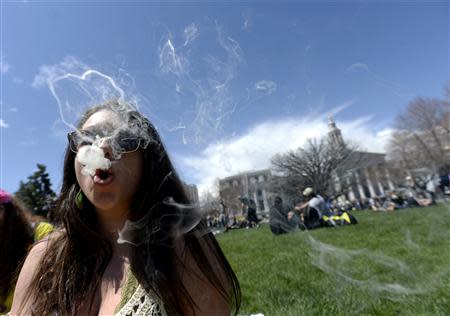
left=179, top=113, right=393, bottom=195
left=9, top=107, right=18, bottom=112
left=0, top=54, right=10, bottom=75
left=13, top=77, right=24, bottom=84
left=254, top=80, right=277, bottom=94
left=0, top=119, right=9, bottom=128
left=18, top=140, right=38, bottom=146
left=346, top=62, right=369, bottom=73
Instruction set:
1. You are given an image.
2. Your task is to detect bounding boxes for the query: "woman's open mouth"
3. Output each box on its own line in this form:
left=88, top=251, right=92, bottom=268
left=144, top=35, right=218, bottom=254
left=93, top=168, right=114, bottom=185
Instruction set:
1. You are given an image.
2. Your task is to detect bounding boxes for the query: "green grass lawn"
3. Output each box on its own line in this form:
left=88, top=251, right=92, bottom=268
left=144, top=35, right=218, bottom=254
left=217, top=204, right=450, bottom=316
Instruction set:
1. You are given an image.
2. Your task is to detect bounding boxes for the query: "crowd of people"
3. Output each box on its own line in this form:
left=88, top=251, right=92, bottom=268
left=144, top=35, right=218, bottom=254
left=212, top=173, right=448, bottom=235
left=268, top=187, right=358, bottom=236
left=206, top=197, right=260, bottom=233
left=268, top=171, right=450, bottom=235
left=205, top=173, right=446, bottom=237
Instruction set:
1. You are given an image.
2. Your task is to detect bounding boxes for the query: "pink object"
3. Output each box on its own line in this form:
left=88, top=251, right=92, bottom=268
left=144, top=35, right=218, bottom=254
left=0, top=189, right=13, bottom=204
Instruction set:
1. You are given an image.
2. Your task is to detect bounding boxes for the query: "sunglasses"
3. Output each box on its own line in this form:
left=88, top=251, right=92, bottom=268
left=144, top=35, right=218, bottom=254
left=67, top=130, right=142, bottom=155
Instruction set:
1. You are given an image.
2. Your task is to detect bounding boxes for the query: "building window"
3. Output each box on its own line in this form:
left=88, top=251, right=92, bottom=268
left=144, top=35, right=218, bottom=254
left=232, top=180, right=238, bottom=187
left=257, top=189, right=262, bottom=196
left=258, top=175, right=265, bottom=182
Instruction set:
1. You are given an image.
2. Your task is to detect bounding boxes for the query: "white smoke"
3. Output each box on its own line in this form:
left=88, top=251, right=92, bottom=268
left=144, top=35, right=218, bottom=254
left=76, top=143, right=111, bottom=176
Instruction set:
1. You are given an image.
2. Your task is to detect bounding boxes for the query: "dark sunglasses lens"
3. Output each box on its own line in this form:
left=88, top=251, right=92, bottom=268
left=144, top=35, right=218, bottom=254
left=115, top=130, right=140, bottom=153
left=68, top=132, right=94, bottom=153
left=118, top=138, right=140, bottom=152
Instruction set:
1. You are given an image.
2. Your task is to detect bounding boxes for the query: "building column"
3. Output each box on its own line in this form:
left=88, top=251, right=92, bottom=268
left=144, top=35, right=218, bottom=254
left=355, top=171, right=366, bottom=200
left=253, top=191, right=259, bottom=212
left=242, top=175, right=249, bottom=198
left=364, top=168, right=377, bottom=197
left=385, top=168, right=395, bottom=191
left=374, top=168, right=385, bottom=196
left=346, top=176, right=356, bottom=201
left=262, top=189, right=269, bottom=212
left=334, top=173, right=342, bottom=194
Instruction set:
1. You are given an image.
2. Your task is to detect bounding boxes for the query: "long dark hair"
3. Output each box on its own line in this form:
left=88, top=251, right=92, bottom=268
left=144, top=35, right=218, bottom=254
left=23, top=100, right=241, bottom=315
left=0, top=198, right=34, bottom=302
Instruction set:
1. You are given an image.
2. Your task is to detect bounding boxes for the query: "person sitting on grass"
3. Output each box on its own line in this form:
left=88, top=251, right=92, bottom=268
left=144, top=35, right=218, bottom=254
left=390, top=192, right=406, bottom=209
left=287, top=211, right=301, bottom=232
left=295, top=188, right=331, bottom=229
left=381, top=196, right=397, bottom=212
left=369, top=197, right=383, bottom=211
left=269, top=196, right=290, bottom=235
left=414, top=190, right=433, bottom=207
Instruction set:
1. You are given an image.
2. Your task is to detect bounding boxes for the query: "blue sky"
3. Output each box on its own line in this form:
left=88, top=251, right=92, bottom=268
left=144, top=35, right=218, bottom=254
left=0, top=0, right=448, bottom=195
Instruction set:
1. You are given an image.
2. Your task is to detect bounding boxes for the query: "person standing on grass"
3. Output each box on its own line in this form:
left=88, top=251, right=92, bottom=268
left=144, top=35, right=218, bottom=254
left=247, top=199, right=259, bottom=228
left=269, top=196, right=290, bottom=235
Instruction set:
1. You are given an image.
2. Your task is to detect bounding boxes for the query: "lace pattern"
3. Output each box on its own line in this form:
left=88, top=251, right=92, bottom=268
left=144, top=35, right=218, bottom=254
left=115, top=284, right=166, bottom=316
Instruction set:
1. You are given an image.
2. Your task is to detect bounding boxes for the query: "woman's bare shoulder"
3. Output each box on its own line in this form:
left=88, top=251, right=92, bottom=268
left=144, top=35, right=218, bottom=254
left=9, top=230, right=62, bottom=315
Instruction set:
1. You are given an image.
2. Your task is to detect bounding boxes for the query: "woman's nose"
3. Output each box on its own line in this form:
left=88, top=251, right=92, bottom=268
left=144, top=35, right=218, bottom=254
left=97, top=137, right=113, bottom=159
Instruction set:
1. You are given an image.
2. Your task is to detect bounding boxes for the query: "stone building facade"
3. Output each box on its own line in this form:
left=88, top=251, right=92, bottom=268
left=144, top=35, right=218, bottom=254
left=219, top=169, right=271, bottom=215
left=328, top=116, right=396, bottom=201
left=218, top=117, right=400, bottom=212
left=183, top=182, right=199, bottom=205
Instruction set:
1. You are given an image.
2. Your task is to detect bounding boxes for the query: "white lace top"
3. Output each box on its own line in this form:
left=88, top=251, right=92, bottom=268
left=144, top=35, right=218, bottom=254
left=115, top=284, right=167, bottom=316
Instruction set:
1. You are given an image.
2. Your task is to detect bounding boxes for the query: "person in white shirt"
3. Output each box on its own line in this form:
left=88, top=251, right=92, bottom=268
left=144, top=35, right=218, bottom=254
left=294, top=187, right=327, bottom=229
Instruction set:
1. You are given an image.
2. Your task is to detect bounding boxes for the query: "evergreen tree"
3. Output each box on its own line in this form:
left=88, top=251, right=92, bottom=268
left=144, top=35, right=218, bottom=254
left=15, top=164, right=57, bottom=218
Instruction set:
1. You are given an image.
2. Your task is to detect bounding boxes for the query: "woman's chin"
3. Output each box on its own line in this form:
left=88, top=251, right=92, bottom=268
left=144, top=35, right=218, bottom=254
left=90, top=192, right=118, bottom=210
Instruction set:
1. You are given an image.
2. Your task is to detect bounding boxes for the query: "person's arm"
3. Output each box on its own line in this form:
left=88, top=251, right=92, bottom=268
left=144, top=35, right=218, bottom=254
left=9, top=239, right=49, bottom=315
left=294, top=201, right=309, bottom=212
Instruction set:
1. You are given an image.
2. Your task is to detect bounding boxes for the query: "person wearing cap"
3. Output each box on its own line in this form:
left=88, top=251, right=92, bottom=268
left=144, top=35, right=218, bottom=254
left=294, top=187, right=328, bottom=229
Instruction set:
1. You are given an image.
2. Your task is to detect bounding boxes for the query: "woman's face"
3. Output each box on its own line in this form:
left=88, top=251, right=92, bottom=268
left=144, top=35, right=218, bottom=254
left=75, top=109, right=144, bottom=214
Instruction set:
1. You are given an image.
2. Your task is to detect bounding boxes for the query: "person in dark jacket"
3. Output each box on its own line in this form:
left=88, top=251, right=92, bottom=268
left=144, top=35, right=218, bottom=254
left=247, top=199, right=259, bottom=228
left=269, top=196, right=290, bottom=235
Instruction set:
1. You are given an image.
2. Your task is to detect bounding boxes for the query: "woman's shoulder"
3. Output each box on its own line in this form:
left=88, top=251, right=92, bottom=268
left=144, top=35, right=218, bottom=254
left=21, top=229, right=61, bottom=268
left=9, top=229, right=63, bottom=315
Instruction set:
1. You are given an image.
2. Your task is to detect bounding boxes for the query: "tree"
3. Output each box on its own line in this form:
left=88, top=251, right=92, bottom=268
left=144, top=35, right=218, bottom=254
left=15, top=164, right=57, bottom=218
left=271, top=138, right=357, bottom=198
left=389, top=97, right=450, bottom=174
left=219, top=183, right=242, bottom=215
left=199, top=190, right=221, bottom=214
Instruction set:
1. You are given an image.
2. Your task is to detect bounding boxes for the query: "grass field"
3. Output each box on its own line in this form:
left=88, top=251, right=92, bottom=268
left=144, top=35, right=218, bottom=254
left=217, top=204, right=450, bottom=316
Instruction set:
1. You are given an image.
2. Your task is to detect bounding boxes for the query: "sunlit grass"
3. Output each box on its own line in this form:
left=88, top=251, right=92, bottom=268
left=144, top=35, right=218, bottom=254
left=217, top=204, right=450, bottom=316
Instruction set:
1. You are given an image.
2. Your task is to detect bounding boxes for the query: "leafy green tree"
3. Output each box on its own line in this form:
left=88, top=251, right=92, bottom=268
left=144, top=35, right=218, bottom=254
left=15, top=164, right=57, bottom=218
